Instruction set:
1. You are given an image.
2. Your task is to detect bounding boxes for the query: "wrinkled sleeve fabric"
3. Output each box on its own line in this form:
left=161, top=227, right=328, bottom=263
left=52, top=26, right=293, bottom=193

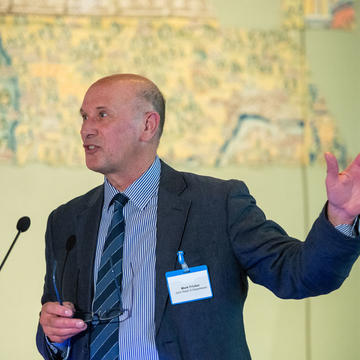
left=37, top=211, right=57, bottom=359
left=36, top=324, right=70, bottom=360
left=36, top=211, right=71, bottom=360
left=227, top=180, right=360, bottom=299
left=45, top=337, right=70, bottom=360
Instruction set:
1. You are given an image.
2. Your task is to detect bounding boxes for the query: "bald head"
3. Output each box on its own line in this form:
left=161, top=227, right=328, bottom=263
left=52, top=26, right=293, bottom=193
left=80, top=74, right=165, bottom=188
left=90, top=74, right=166, bottom=138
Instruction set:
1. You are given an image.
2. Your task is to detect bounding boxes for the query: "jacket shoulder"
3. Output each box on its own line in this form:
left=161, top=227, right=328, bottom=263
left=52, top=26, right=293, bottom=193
left=160, top=160, right=249, bottom=196
left=50, top=184, right=104, bottom=219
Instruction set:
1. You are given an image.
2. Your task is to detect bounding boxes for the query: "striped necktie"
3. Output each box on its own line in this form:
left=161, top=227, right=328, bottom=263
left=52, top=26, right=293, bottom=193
left=90, top=193, right=128, bottom=360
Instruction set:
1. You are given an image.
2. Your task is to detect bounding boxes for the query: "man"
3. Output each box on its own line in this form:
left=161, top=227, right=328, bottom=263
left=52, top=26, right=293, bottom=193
left=37, top=74, right=360, bottom=360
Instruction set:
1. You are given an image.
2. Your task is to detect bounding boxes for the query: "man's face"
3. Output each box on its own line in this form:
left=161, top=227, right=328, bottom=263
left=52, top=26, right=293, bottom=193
left=80, top=80, right=144, bottom=177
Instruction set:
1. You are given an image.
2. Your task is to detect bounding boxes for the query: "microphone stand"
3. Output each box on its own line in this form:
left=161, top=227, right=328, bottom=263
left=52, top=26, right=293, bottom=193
left=0, top=230, right=21, bottom=272
left=0, top=216, right=30, bottom=272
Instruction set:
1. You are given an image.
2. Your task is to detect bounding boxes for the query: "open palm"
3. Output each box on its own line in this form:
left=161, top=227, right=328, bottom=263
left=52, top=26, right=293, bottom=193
left=325, top=152, right=360, bottom=225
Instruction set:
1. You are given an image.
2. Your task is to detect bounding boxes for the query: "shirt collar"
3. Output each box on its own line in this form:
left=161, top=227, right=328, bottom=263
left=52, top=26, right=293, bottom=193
left=103, top=156, right=161, bottom=211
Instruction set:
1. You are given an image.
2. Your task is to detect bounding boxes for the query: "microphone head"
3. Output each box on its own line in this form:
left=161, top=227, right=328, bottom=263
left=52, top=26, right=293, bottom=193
left=16, top=216, right=31, bottom=233
left=66, top=235, right=76, bottom=252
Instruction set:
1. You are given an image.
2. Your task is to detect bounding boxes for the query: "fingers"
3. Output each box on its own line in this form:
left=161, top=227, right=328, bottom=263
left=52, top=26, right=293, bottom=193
left=354, top=153, right=360, bottom=165
left=327, top=152, right=360, bottom=174
left=346, top=152, right=360, bottom=171
left=63, top=301, right=76, bottom=313
left=42, top=302, right=74, bottom=317
left=40, top=302, right=87, bottom=343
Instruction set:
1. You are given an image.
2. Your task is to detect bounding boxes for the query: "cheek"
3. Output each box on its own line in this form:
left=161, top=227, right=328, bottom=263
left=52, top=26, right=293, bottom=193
left=105, top=136, right=127, bottom=158
left=104, top=125, right=138, bottom=156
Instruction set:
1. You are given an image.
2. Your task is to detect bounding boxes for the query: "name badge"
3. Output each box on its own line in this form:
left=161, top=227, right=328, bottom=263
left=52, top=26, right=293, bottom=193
left=165, top=251, right=213, bottom=305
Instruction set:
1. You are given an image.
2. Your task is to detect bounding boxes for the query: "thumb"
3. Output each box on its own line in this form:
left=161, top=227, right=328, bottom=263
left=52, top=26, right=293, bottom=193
left=325, top=152, right=339, bottom=185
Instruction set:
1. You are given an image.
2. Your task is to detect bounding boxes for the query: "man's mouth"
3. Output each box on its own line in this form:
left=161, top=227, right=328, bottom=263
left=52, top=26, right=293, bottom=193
left=84, top=144, right=98, bottom=152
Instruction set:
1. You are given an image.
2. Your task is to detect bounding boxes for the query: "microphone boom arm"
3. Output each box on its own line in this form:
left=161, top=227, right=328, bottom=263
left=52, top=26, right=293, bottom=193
left=0, top=216, right=31, bottom=272
left=0, top=230, right=21, bottom=272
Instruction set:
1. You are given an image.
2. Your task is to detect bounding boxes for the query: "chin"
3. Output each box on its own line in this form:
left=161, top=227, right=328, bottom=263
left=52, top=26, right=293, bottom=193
left=85, top=161, right=105, bottom=174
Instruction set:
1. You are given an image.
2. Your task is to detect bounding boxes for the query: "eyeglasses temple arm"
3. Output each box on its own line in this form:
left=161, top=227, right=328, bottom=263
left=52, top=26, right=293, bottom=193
left=52, top=261, right=63, bottom=305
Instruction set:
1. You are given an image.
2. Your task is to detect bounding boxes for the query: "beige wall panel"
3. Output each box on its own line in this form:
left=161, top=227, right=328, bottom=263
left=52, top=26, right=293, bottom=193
left=306, top=165, right=360, bottom=360
left=10, top=0, right=64, bottom=14
left=0, top=0, right=11, bottom=13
left=1, top=0, right=213, bottom=16
left=0, top=164, right=102, bottom=359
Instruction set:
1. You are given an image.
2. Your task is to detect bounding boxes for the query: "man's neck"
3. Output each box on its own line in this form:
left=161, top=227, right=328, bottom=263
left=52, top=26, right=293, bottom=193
left=105, top=156, right=157, bottom=192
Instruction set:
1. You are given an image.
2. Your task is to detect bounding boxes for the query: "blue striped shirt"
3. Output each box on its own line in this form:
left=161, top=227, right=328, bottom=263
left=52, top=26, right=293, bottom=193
left=93, top=156, right=161, bottom=359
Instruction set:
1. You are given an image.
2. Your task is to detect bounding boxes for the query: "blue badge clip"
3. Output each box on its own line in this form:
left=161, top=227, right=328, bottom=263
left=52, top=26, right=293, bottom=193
left=177, top=251, right=190, bottom=273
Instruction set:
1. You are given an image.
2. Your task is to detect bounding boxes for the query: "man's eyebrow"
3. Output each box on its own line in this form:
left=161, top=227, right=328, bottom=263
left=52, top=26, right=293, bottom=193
left=80, top=106, right=107, bottom=114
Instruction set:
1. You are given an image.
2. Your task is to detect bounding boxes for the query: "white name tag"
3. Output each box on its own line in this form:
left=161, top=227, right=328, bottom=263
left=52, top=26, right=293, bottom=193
left=165, top=265, right=213, bottom=305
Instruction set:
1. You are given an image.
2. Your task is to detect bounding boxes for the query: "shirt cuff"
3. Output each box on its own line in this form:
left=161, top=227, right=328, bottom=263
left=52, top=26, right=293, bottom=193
left=45, top=336, right=70, bottom=359
left=335, top=216, right=359, bottom=238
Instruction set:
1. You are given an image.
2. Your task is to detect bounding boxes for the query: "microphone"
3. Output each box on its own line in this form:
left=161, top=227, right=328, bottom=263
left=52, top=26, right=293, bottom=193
left=17, top=216, right=31, bottom=232
left=0, top=216, right=31, bottom=272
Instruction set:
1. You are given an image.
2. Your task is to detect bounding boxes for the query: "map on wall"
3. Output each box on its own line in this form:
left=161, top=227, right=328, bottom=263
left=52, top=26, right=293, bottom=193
left=0, top=0, right=347, bottom=168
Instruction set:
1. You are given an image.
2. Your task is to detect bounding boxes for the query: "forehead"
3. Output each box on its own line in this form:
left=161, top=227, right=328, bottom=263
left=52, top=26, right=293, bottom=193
left=81, top=80, right=138, bottom=110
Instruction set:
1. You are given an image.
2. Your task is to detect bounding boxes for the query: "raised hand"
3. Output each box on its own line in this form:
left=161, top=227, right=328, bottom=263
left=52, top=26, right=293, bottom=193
left=325, top=152, right=360, bottom=226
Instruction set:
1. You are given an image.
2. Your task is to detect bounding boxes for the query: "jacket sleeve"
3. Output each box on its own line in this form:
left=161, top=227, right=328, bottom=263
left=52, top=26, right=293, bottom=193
left=36, top=211, right=62, bottom=359
left=227, top=180, right=360, bottom=299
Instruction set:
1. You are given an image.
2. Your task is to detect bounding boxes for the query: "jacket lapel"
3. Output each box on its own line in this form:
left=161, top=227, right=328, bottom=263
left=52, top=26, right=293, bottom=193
left=155, top=162, right=191, bottom=335
left=75, top=186, right=104, bottom=311
left=71, top=164, right=190, bottom=337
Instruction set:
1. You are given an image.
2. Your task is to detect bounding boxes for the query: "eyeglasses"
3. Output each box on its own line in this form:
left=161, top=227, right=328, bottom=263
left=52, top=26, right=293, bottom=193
left=76, top=305, right=131, bottom=325
left=52, top=260, right=64, bottom=305
left=52, top=259, right=133, bottom=326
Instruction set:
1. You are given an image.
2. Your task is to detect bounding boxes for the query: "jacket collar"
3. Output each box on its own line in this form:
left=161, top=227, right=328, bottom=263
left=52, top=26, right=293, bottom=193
left=75, top=186, right=104, bottom=311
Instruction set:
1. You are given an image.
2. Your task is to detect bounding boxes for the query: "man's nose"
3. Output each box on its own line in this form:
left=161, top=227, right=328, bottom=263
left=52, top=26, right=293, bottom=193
left=80, top=119, right=98, bottom=139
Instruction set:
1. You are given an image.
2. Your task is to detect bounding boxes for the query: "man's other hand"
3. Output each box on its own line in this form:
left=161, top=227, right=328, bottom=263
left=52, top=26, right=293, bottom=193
left=325, top=152, right=360, bottom=226
left=40, top=302, right=87, bottom=343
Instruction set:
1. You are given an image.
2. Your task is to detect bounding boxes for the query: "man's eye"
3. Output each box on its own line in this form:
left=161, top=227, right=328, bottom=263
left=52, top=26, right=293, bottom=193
left=81, top=114, right=87, bottom=121
left=99, top=111, right=108, bottom=118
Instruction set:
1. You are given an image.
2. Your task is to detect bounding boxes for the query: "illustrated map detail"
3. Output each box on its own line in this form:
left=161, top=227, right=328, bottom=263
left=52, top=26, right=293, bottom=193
left=0, top=0, right=348, bottom=167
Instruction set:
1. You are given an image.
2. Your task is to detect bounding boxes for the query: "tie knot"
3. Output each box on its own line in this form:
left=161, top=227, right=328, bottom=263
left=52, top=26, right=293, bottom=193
left=112, top=193, right=129, bottom=208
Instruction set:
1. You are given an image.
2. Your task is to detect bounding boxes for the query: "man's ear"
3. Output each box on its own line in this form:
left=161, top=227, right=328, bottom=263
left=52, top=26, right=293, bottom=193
left=140, top=111, right=160, bottom=142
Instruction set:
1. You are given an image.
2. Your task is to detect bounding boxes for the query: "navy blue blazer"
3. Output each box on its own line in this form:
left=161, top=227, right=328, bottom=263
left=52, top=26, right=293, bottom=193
left=37, top=161, right=360, bottom=359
